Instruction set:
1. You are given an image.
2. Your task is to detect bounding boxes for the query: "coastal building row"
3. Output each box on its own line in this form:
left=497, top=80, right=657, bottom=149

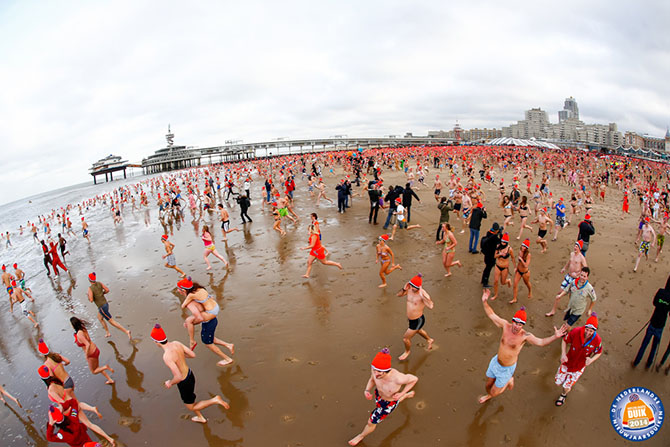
left=429, top=97, right=669, bottom=152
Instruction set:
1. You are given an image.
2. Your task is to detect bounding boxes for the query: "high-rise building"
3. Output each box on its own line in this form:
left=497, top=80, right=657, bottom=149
left=558, top=96, right=579, bottom=122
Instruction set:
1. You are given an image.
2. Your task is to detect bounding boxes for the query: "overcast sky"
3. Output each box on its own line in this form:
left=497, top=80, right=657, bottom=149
left=1, top=0, right=668, bottom=205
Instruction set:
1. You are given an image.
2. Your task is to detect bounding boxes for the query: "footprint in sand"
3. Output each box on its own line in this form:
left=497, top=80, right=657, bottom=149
left=415, top=401, right=426, bottom=410
left=308, top=361, right=319, bottom=366
left=282, top=414, right=296, bottom=423
left=285, top=357, right=299, bottom=363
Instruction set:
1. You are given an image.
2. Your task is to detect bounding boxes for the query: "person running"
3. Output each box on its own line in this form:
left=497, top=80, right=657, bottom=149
left=437, top=223, right=461, bottom=277
left=348, top=348, right=418, bottom=446
left=530, top=207, right=551, bottom=253
left=510, top=239, right=532, bottom=304
left=217, top=204, right=240, bottom=241
left=552, top=266, right=596, bottom=326
left=10, top=281, right=39, bottom=327
left=49, top=241, right=68, bottom=275
left=479, top=289, right=568, bottom=403
left=58, top=233, right=69, bottom=259
left=150, top=324, right=230, bottom=423
left=516, top=196, right=533, bottom=240
left=552, top=197, right=567, bottom=241
left=41, top=240, right=53, bottom=276
left=576, top=214, right=595, bottom=256
left=161, top=235, right=186, bottom=277
left=81, top=217, right=90, bottom=243
left=654, top=215, right=669, bottom=263
left=12, top=263, right=33, bottom=300
left=554, top=313, right=602, bottom=406
left=201, top=225, right=228, bottom=270
left=301, top=224, right=342, bottom=278
left=46, top=405, right=94, bottom=446
left=634, top=217, right=656, bottom=272
left=70, top=317, right=114, bottom=385
left=376, top=234, right=401, bottom=287
left=491, top=233, right=514, bottom=300
left=40, top=340, right=76, bottom=400
left=177, top=278, right=234, bottom=366
left=397, top=274, right=434, bottom=361
left=390, top=198, right=421, bottom=241
left=87, top=273, right=132, bottom=340
left=546, top=241, right=588, bottom=317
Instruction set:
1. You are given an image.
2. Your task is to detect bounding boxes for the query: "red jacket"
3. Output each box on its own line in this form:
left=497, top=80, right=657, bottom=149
left=46, top=416, right=92, bottom=447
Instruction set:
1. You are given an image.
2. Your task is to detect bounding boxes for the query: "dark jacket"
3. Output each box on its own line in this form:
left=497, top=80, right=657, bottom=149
left=384, top=188, right=399, bottom=210
left=650, top=280, right=670, bottom=328
left=577, top=220, right=595, bottom=242
left=480, top=231, right=500, bottom=263
left=469, top=207, right=487, bottom=230
left=402, top=187, right=420, bottom=207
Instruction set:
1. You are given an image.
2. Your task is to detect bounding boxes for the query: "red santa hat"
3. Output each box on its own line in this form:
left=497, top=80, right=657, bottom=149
left=150, top=324, right=168, bottom=343
left=38, top=365, right=50, bottom=379
left=161, top=234, right=168, bottom=241
left=512, top=307, right=527, bottom=325
left=521, top=239, right=530, bottom=249
left=371, top=348, right=392, bottom=372
left=575, top=240, right=584, bottom=249
left=49, top=405, right=64, bottom=423
left=501, top=233, right=510, bottom=243
left=585, top=313, right=598, bottom=330
left=379, top=234, right=390, bottom=241
left=177, top=277, right=193, bottom=290
left=409, top=274, right=422, bottom=288
left=88, top=272, right=96, bottom=282
left=38, top=338, right=49, bottom=355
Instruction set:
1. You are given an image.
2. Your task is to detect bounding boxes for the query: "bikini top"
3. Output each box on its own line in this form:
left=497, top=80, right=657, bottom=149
left=73, top=333, right=85, bottom=348
left=194, top=294, right=220, bottom=316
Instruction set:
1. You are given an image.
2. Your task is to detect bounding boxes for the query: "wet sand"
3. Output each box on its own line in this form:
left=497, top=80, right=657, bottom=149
left=1, top=166, right=669, bottom=446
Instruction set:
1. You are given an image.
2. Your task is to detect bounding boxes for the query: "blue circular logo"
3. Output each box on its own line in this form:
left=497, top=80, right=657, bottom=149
left=610, top=387, right=664, bottom=441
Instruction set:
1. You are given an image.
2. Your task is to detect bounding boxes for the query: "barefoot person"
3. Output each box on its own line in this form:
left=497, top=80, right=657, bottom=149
left=436, top=223, right=461, bottom=277
left=161, top=235, right=186, bottom=277
left=70, top=317, right=115, bottom=385
left=375, top=234, right=401, bottom=287
left=554, top=314, right=602, bottom=406
left=479, top=289, right=568, bottom=403
left=634, top=217, right=656, bottom=272
left=217, top=204, right=240, bottom=241
left=300, top=224, right=342, bottom=278
left=348, top=348, right=418, bottom=446
left=491, top=233, right=514, bottom=300
left=530, top=207, right=551, bottom=253
left=10, top=281, right=39, bottom=327
left=546, top=241, right=588, bottom=317
left=397, top=274, right=434, bottom=361
left=12, top=263, right=33, bottom=300
left=201, top=225, right=228, bottom=270
left=177, top=278, right=234, bottom=367
left=510, top=239, right=532, bottom=304
left=87, top=273, right=132, bottom=340
left=150, top=324, right=230, bottom=423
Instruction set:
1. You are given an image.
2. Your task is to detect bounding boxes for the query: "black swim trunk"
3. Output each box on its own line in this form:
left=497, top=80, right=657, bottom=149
left=454, top=203, right=462, bottom=211
left=434, top=189, right=441, bottom=195
left=538, top=229, right=547, bottom=238
left=177, top=369, right=196, bottom=404
left=408, top=315, right=426, bottom=331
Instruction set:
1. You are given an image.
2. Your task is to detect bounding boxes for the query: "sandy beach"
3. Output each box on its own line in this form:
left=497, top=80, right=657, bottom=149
left=1, top=162, right=668, bottom=447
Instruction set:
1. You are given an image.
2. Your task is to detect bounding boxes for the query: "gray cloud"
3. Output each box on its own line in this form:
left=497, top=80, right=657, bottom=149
left=0, top=0, right=668, bottom=205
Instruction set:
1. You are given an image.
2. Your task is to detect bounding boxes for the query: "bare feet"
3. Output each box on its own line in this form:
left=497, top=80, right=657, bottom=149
left=444, top=272, right=452, bottom=277
left=105, top=379, right=115, bottom=385
left=545, top=311, right=555, bottom=317
left=191, top=415, right=207, bottom=423
left=190, top=341, right=198, bottom=351
left=427, top=339, right=434, bottom=350
left=349, top=435, right=365, bottom=446
left=378, top=283, right=387, bottom=288
left=127, top=330, right=132, bottom=341
left=302, top=274, right=310, bottom=278
left=478, top=394, right=492, bottom=404
left=217, top=359, right=234, bottom=367
left=108, top=366, right=115, bottom=374
left=104, top=332, right=112, bottom=338
left=490, top=295, right=498, bottom=300
left=214, top=395, right=230, bottom=409
left=508, top=299, right=517, bottom=304
left=206, top=266, right=212, bottom=271
left=93, top=406, right=103, bottom=419
left=398, top=351, right=410, bottom=361
left=227, top=344, right=235, bottom=354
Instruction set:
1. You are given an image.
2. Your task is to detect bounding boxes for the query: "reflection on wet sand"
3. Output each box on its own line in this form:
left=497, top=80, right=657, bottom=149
left=216, top=365, right=249, bottom=429
left=107, top=341, right=145, bottom=393
left=109, top=384, right=141, bottom=433
left=466, top=405, right=504, bottom=447
left=3, top=402, right=47, bottom=447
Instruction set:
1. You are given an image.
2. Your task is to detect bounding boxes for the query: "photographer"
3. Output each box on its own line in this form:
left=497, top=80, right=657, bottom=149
left=235, top=193, right=252, bottom=224
left=632, top=274, right=670, bottom=370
